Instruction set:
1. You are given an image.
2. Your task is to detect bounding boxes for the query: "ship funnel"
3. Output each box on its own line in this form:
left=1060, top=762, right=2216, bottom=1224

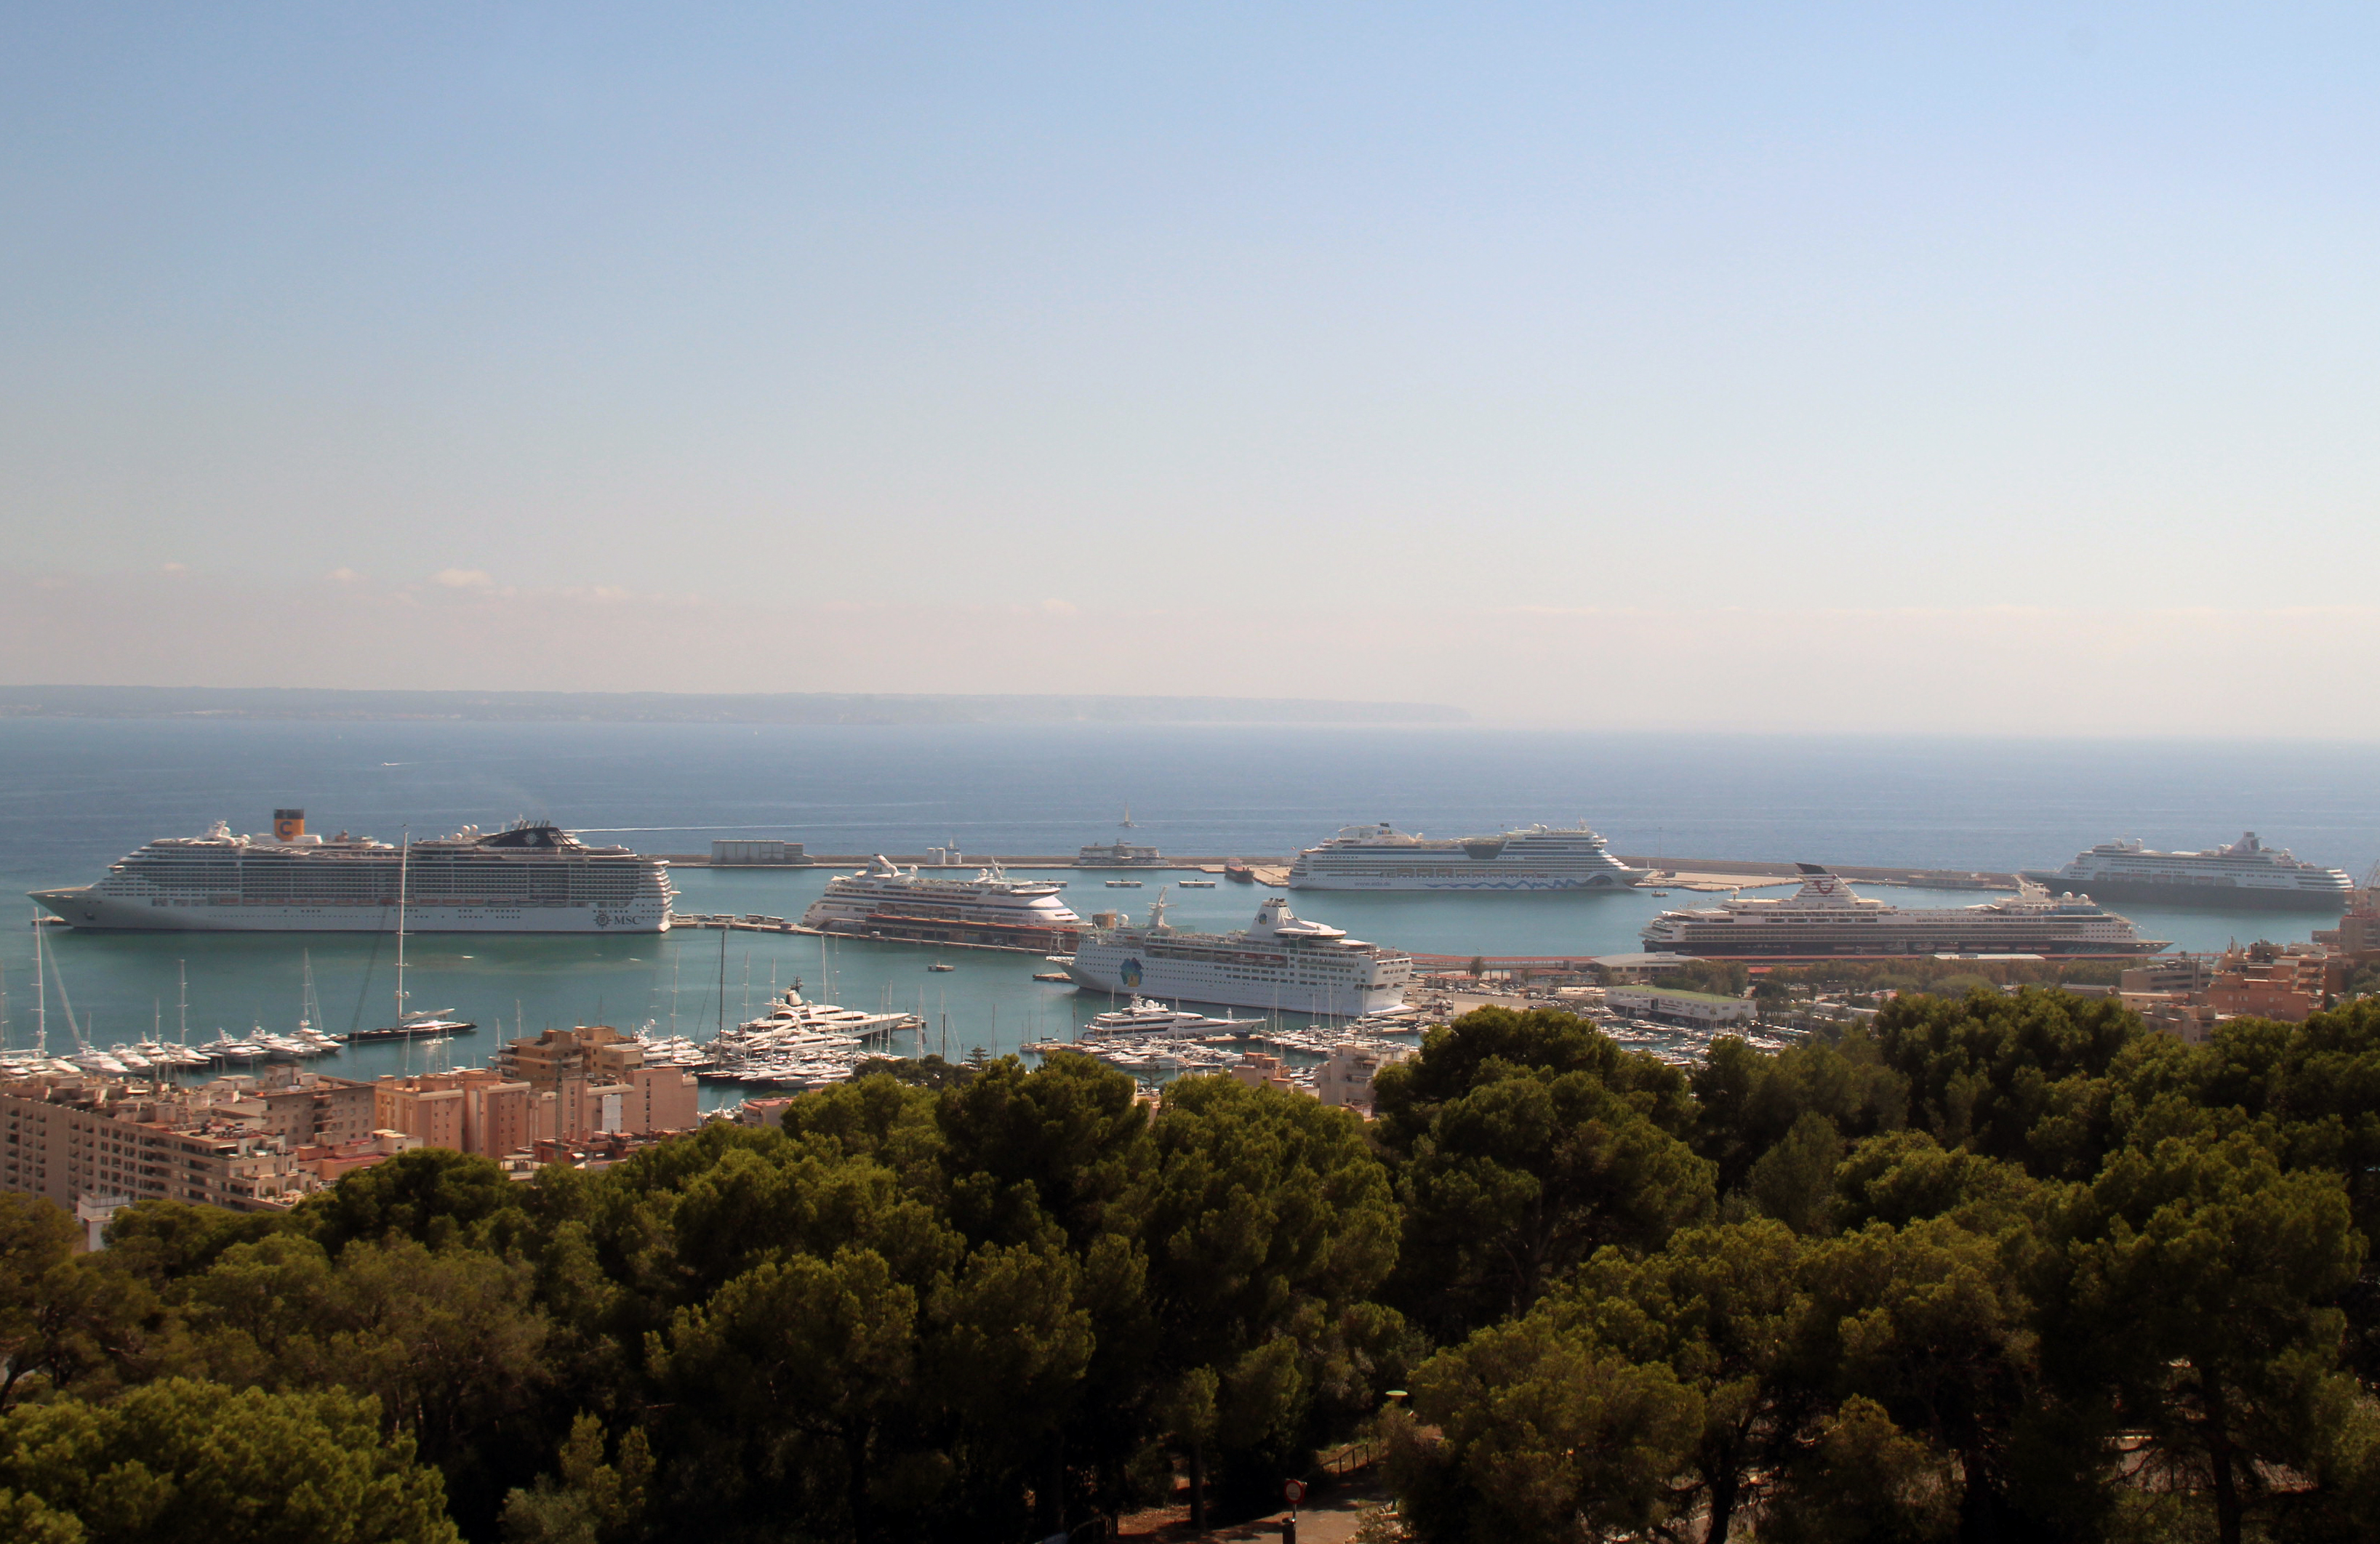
left=273, top=808, right=306, bottom=841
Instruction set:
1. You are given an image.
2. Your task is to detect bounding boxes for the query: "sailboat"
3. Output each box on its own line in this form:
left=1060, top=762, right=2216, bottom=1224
left=290, top=952, right=342, bottom=1055
left=348, top=832, right=478, bottom=1042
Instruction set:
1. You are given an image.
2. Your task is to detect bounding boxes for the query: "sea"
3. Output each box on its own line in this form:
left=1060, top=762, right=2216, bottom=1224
left=3, top=719, right=2375, bottom=1111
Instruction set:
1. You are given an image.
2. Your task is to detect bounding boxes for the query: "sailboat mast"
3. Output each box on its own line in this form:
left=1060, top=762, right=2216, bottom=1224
left=177, top=960, right=188, bottom=1042
left=393, top=829, right=410, bottom=1026
left=32, top=914, right=47, bottom=1054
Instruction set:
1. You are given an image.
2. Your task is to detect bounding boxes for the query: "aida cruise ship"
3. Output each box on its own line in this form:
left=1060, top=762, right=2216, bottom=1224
left=1064, top=893, right=1413, bottom=1014
left=800, top=856, right=1084, bottom=952
left=2022, top=834, right=2354, bottom=912
left=1640, top=867, right=2166, bottom=958
left=31, top=811, right=674, bottom=933
left=1287, top=821, right=1651, bottom=891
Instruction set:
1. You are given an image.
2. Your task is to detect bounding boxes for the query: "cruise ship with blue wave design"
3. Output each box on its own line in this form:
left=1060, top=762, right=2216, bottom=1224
left=1285, top=821, right=1652, bottom=892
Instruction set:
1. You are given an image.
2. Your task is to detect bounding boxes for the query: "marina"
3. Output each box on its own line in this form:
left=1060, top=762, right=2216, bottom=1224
left=6, top=720, right=2376, bottom=1117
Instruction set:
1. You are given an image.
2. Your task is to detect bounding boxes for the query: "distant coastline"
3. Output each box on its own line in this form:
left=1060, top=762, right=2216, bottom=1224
left=0, top=684, right=1467, bottom=727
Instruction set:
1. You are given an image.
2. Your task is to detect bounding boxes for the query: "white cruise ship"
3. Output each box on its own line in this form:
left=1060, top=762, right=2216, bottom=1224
left=1064, top=893, right=1414, bottom=1015
left=31, top=811, right=673, bottom=933
left=2022, top=834, right=2354, bottom=912
left=1287, top=821, right=1652, bottom=892
left=801, top=856, right=1083, bottom=952
left=1640, top=867, right=2166, bottom=958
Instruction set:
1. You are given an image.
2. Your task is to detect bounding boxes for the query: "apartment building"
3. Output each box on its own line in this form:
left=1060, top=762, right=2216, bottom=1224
left=1, top=1074, right=323, bottom=1218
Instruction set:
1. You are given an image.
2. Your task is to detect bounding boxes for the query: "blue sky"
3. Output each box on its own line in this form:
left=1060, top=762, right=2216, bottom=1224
left=5, top=4, right=2378, bottom=726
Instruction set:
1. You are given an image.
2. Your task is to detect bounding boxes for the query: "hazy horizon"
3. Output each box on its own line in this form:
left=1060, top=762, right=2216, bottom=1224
left=8, top=5, right=2379, bottom=733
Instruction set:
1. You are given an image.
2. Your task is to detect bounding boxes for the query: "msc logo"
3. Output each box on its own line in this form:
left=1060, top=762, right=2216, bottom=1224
left=1120, top=958, right=1143, bottom=989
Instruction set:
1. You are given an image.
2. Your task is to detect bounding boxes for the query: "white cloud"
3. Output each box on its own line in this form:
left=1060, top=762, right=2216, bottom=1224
left=433, top=568, right=495, bottom=590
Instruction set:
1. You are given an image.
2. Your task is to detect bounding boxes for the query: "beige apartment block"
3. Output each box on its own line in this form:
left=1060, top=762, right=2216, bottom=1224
left=1, top=1075, right=323, bottom=1221
left=373, top=1069, right=540, bottom=1157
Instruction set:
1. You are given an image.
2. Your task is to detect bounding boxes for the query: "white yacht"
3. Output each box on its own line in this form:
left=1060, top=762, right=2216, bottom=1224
left=2022, top=834, right=2354, bottom=912
left=1064, top=893, right=1414, bottom=1015
left=801, top=856, right=1084, bottom=952
left=30, top=811, right=674, bottom=933
left=1078, top=999, right=1262, bottom=1039
left=1641, top=867, right=2167, bottom=958
left=1286, top=821, right=1652, bottom=891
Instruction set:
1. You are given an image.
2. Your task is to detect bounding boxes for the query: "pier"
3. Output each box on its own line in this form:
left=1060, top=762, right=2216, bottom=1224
left=655, top=853, right=2020, bottom=890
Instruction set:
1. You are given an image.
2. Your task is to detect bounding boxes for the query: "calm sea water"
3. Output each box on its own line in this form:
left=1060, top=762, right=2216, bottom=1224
left=2, top=720, right=2373, bottom=1106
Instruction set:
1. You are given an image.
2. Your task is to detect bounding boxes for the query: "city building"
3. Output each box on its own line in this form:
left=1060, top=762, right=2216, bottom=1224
left=2202, top=944, right=2347, bottom=1024
left=711, top=839, right=807, bottom=866
left=1228, top=1050, right=1296, bottom=1095
left=374, top=1069, right=541, bottom=1158
left=1313, top=1043, right=1413, bottom=1112
left=1, top=1073, right=331, bottom=1225
left=1605, top=986, right=1760, bottom=1027
left=2118, top=957, right=2219, bottom=996
left=494, top=1026, right=697, bottom=1143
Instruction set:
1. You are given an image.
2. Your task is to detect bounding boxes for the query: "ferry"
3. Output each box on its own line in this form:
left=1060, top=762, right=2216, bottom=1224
left=800, top=856, right=1083, bottom=953
left=1286, top=821, right=1651, bottom=892
left=1640, top=866, right=2168, bottom=958
left=2022, top=834, right=2354, bottom=912
left=1063, top=893, right=1414, bottom=1014
left=30, top=811, right=673, bottom=933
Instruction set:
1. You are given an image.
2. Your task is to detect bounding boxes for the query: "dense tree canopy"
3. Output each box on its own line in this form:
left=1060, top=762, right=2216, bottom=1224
left=1, top=992, right=2372, bottom=1543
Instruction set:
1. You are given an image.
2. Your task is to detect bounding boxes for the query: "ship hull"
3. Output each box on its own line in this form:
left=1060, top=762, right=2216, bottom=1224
left=1642, top=929, right=2165, bottom=959
left=2018, top=874, right=2351, bottom=912
left=807, top=912, right=1080, bottom=955
left=1288, top=870, right=1645, bottom=892
left=1065, top=943, right=1408, bottom=1016
left=31, top=888, right=669, bottom=933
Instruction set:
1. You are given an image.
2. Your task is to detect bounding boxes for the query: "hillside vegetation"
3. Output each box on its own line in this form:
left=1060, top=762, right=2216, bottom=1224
left=2, top=989, right=2375, bottom=1543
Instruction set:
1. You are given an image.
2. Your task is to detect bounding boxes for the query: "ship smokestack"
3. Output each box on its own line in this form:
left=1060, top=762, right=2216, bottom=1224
left=273, top=808, right=306, bottom=842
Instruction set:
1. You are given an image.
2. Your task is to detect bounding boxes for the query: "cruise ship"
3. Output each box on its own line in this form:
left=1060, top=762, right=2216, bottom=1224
left=30, top=811, right=673, bottom=933
left=2022, top=834, right=2355, bottom=912
left=1287, top=821, right=1652, bottom=891
left=1640, top=866, right=2167, bottom=958
left=800, top=856, right=1083, bottom=952
left=1063, top=893, right=1414, bottom=1014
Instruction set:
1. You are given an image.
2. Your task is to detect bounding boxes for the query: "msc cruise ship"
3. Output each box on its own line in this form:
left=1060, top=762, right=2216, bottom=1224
left=1064, top=893, right=1413, bottom=1014
left=2022, top=834, right=2355, bottom=912
left=1640, top=867, right=2166, bottom=958
left=31, top=811, right=674, bottom=933
left=800, top=856, right=1084, bottom=952
left=1287, top=821, right=1651, bottom=892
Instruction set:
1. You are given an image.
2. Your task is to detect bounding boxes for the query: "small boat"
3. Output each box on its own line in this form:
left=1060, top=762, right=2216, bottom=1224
left=1223, top=862, right=1255, bottom=883
left=1032, top=970, right=1074, bottom=984
left=927, top=962, right=956, bottom=973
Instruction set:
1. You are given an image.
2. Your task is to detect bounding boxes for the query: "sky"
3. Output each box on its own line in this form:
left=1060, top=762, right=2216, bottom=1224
left=4, top=4, right=2379, bottom=730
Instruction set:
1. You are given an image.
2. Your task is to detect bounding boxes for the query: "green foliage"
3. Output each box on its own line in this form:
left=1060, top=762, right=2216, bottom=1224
left=1689, top=1031, right=1906, bottom=1197
left=0, top=1378, right=458, bottom=1543
left=1399, top=1313, right=1702, bottom=1541
left=1761, top=1395, right=1957, bottom=1544
left=1655, top=958, right=1749, bottom=997
left=1873, top=986, right=2139, bottom=1179
left=1375, top=1010, right=1710, bottom=1335
left=302, top=1148, right=527, bottom=1255
left=24, top=992, right=2379, bottom=1543
left=0, top=1194, right=171, bottom=1409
